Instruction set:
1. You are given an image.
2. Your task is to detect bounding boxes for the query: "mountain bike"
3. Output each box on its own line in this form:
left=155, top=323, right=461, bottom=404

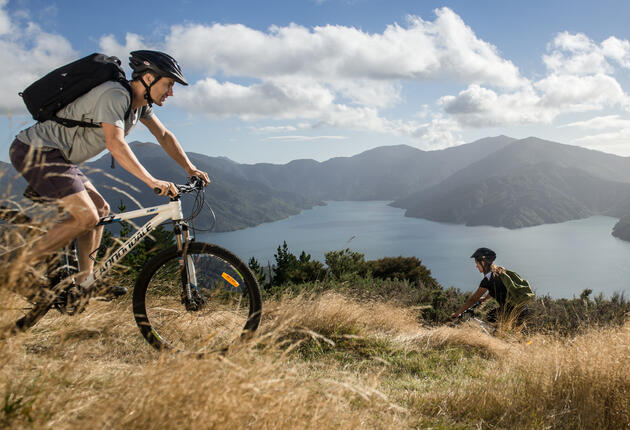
left=452, top=301, right=496, bottom=335
left=0, top=176, right=262, bottom=353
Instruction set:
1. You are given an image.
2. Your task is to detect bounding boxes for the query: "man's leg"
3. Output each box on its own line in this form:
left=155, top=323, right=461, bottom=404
left=26, top=190, right=100, bottom=279
left=74, top=182, right=110, bottom=284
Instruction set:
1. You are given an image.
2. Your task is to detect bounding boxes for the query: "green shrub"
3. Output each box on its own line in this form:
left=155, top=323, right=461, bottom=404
left=324, top=248, right=367, bottom=280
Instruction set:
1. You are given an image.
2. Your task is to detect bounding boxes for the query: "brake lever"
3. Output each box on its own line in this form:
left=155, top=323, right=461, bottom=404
left=190, top=175, right=204, bottom=187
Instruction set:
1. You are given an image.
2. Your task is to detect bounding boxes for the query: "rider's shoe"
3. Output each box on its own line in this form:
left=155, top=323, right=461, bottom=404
left=53, top=283, right=90, bottom=315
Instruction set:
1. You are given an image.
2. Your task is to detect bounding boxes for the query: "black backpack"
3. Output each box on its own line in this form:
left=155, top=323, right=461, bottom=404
left=19, top=53, right=132, bottom=128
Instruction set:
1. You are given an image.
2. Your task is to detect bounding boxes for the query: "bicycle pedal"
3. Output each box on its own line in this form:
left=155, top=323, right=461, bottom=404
left=53, top=285, right=90, bottom=315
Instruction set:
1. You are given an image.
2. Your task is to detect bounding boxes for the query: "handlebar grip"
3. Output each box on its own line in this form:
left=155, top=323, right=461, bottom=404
left=154, top=188, right=161, bottom=194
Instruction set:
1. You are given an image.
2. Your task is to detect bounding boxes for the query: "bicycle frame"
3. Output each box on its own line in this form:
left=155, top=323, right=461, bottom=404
left=83, top=199, right=187, bottom=289
left=460, top=302, right=496, bottom=336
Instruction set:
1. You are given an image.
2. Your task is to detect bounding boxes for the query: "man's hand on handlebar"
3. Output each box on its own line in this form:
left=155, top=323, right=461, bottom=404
left=152, top=179, right=178, bottom=197
left=187, top=168, right=210, bottom=186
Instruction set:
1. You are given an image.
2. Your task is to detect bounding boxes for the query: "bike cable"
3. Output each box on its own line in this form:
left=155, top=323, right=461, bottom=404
left=183, top=186, right=217, bottom=234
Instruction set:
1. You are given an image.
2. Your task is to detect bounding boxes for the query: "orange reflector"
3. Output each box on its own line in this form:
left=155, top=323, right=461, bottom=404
left=222, top=273, right=240, bottom=288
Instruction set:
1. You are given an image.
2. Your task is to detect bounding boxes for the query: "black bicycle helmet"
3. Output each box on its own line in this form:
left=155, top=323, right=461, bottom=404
left=129, top=50, right=188, bottom=107
left=129, top=50, right=188, bottom=85
left=471, top=247, right=496, bottom=262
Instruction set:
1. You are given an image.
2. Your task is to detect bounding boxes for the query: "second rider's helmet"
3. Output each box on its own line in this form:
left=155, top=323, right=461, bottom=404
left=471, top=247, right=496, bottom=263
left=129, top=50, right=188, bottom=85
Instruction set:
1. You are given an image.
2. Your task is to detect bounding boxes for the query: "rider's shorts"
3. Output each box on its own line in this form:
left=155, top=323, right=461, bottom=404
left=9, top=139, right=88, bottom=199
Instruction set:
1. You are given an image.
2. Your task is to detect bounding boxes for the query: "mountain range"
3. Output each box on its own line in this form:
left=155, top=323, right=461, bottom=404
left=391, top=137, right=630, bottom=231
left=2, top=135, right=630, bottom=240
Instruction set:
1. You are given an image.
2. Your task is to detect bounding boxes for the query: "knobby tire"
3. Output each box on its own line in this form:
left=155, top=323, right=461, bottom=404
left=132, top=242, right=262, bottom=353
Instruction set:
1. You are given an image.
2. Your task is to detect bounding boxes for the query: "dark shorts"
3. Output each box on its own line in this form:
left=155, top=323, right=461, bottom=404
left=9, top=139, right=88, bottom=199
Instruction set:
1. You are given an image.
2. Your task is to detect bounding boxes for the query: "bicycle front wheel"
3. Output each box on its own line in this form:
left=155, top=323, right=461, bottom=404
left=133, top=242, right=262, bottom=353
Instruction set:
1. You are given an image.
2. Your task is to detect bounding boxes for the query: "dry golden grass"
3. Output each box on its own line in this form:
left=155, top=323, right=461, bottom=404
left=1, top=280, right=628, bottom=429
left=0, top=291, right=416, bottom=429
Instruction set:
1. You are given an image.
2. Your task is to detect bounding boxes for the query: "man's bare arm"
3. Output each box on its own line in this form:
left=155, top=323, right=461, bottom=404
left=102, top=122, right=177, bottom=196
left=451, top=287, right=488, bottom=318
left=141, top=115, right=210, bottom=184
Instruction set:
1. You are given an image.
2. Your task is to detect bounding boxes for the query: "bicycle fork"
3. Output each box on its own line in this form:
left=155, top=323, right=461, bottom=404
left=175, top=223, right=203, bottom=311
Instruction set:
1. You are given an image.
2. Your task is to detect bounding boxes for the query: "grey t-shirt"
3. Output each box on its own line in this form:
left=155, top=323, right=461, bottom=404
left=17, top=81, right=154, bottom=164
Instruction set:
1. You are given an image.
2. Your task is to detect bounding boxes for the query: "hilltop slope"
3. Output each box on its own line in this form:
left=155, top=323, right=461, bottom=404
left=393, top=137, right=630, bottom=229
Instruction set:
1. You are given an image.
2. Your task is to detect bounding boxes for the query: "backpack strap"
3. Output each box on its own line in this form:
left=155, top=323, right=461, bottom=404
left=51, top=79, right=133, bottom=128
left=119, top=79, right=133, bottom=121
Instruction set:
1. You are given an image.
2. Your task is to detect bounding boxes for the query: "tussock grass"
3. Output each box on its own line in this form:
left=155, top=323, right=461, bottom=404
left=1, top=269, right=628, bottom=428
left=0, top=293, right=411, bottom=429
left=262, top=291, right=421, bottom=337
left=404, top=321, right=630, bottom=429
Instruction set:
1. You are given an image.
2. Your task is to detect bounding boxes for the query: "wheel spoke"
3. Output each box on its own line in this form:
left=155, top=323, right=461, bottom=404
left=133, top=243, right=261, bottom=353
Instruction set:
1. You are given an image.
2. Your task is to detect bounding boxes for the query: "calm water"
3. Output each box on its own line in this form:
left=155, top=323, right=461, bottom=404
left=201, top=201, right=630, bottom=299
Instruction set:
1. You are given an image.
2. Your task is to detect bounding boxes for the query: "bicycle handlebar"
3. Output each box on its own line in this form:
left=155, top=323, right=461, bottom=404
left=153, top=176, right=206, bottom=197
left=459, top=301, right=483, bottom=318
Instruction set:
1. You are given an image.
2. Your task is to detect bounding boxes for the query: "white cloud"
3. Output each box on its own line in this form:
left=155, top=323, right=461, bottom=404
left=409, top=117, right=464, bottom=149
left=440, top=84, right=547, bottom=127
left=250, top=125, right=297, bottom=133
left=314, top=104, right=393, bottom=133
left=440, top=30, right=630, bottom=130
left=250, top=123, right=312, bottom=133
left=571, top=127, right=630, bottom=156
left=543, top=31, right=630, bottom=75
left=160, top=7, right=524, bottom=91
left=562, top=115, right=630, bottom=155
left=174, top=77, right=336, bottom=120
left=0, top=3, right=76, bottom=114
left=142, top=7, right=522, bottom=143
left=0, top=0, right=11, bottom=35
left=601, top=36, right=630, bottom=69
left=543, top=32, right=611, bottom=75
left=99, top=33, right=148, bottom=69
left=263, top=135, right=348, bottom=142
left=441, top=73, right=630, bottom=128
left=7, top=2, right=630, bottom=153
left=536, top=73, right=629, bottom=111
left=43, top=7, right=525, bottom=147
left=561, top=114, right=630, bottom=130
left=329, top=79, right=401, bottom=108
left=176, top=76, right=420, bottom=138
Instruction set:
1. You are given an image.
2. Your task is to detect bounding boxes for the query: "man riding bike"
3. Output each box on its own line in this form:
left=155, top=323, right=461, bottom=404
left=9, top=50, right=210, bottom=294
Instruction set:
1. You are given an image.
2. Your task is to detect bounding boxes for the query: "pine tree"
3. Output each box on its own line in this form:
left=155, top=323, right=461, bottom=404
left=248, top=257, right=267, bottom=288
left=272, top=241, right=298, bottom=286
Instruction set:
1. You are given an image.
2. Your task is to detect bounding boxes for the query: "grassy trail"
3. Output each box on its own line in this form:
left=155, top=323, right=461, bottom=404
left=1, top=291, right=628, bottom=429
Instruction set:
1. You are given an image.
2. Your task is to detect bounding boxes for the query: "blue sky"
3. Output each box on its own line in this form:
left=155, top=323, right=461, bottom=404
left=3, top=0, right=630, bottom=164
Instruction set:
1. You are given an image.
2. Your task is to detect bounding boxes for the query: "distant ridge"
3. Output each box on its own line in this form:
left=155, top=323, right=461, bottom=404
left=238, top=135, right=515, bottom=201
left=392, top=137, right=630, bottom=230
left=2, top=135, right=630, bottom=239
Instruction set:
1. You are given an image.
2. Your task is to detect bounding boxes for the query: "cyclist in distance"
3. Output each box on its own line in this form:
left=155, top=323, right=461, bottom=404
left=9, top=50, right=210, bottom=293
left=451, top=247, right=528, bottom=324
